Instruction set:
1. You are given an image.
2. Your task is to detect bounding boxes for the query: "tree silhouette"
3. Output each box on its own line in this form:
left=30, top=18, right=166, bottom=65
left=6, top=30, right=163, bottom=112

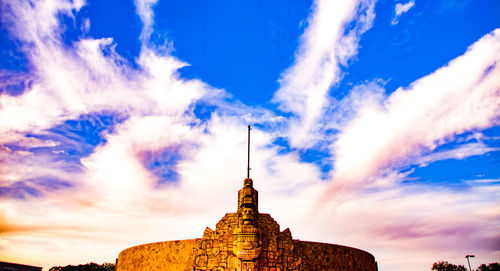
left=477, top=263, right=500, bottom=271
left=49, top=262, right=115, bottom=271
left=432, top=261, right=467, bottom=271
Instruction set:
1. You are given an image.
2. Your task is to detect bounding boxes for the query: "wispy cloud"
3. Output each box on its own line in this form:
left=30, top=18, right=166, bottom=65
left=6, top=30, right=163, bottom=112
left=134, top=0, right=159, bottom=44
left=415, top=142, right=499, bottom=167
left=0, top=70, right=34, bottom=96
left=331, top=29, right=500, bottom=188
left=273, top=0, right=376, bottom=149
left=392, top=0, right=415, bottom=25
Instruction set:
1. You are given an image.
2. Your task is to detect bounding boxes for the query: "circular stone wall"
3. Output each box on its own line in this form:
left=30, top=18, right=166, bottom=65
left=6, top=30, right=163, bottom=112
left=116, top=239, right=197, bottom=271
left=293, top=240, right=378, bottom=270
left=116, top=239, right=377, bottom=271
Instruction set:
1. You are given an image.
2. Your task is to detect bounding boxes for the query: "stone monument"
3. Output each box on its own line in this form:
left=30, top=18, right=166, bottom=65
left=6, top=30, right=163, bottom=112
left=116, top=126, right=378, bottom=270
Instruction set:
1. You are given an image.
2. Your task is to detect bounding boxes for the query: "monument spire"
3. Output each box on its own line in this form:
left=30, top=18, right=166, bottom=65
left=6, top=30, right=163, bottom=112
left=238, top=125, right=258, bottom=215
left=247, top=124, right=251, bottom=179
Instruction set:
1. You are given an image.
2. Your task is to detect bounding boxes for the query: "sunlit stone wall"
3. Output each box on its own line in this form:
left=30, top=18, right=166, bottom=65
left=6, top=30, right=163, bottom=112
left=116, top=239, right=197, bottom=271
left=116, top=238, right=377, bottom=271
left=293, top=240, right=378, bottom=271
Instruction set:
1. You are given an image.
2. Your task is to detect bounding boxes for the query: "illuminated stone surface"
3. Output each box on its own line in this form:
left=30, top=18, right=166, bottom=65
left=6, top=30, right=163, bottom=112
left=116, top=178, right=378, bottom=270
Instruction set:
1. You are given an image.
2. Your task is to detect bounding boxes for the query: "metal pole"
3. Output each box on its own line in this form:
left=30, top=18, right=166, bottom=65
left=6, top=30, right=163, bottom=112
left=465, top=255, right=474, bottom=271
left=247, top=125, right=251, bottom=179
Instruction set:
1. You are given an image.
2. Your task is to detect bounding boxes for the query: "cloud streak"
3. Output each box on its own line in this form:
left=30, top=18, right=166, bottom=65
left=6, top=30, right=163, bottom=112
left=134, top=0, right=159, bottom=44
left=331, top=29, right=500, bottom=188
left=273, top=0, right=376, bottom=148
left=392, top=0, right=415, bottom=25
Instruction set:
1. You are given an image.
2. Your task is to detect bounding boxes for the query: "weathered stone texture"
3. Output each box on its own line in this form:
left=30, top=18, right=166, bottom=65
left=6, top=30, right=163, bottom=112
left=116, top=178, right=378, bottom=270
left=117, top=239, right=196, bottom=271
left=292, top=241, right=378, bottom=271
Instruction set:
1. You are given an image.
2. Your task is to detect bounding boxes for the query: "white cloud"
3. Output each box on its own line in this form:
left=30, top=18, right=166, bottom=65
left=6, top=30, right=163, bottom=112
left=273, top=0, right=376, bottom=149
left=134, top=0, right=158, bottom=44
left=331, top=28, right=500, bottom=188
left=415, top=142, right=499, bottom=167
left=392, top=0, right=415, bottom=25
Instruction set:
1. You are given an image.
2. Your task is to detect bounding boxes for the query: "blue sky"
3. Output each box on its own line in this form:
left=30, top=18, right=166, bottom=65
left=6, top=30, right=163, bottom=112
left=0, top=0, right=499, bottom=270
